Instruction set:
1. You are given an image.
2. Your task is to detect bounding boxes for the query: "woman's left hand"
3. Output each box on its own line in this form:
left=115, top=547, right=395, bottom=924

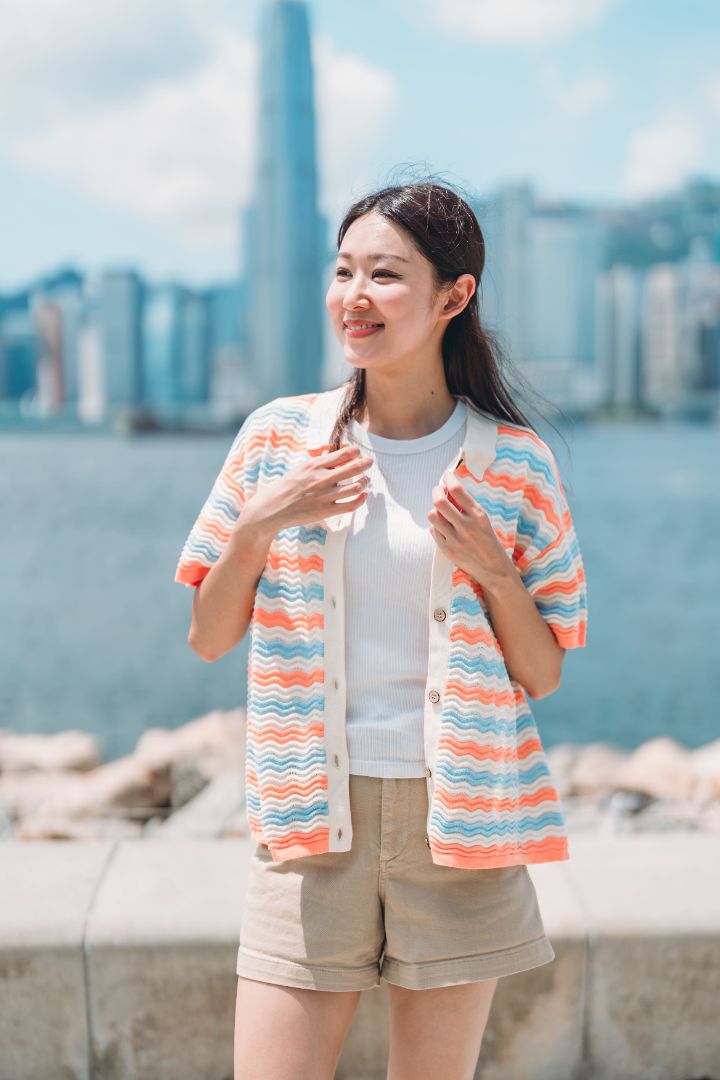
left=427, top=468, right=512, bottom=591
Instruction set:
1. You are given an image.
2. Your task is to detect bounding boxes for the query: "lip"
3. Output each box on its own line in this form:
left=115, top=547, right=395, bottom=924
left=344, top=322, right=384, bottom=338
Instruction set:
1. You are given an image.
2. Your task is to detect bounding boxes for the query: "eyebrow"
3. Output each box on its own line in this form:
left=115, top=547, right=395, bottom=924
left=336, top=251, right=410, bottom=263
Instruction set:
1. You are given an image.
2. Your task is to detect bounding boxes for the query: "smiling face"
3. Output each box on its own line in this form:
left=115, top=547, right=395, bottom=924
left=326, top=210, right=456, bottom=375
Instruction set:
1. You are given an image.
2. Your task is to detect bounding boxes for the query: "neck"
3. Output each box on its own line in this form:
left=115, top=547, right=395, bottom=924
left=356, top=372, right=456, bottom=439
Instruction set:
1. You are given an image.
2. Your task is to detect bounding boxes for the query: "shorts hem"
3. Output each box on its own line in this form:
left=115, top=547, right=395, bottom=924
left=236, top=945, right=381, bottom=993
left=380, top=935, right=555, bottom=990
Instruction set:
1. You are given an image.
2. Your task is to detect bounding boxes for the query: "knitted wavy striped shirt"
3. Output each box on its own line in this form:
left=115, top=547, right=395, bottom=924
left=174, top=384, right=589, bottom=870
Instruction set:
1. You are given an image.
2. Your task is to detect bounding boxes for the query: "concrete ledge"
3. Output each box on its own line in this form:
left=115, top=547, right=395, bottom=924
left=1, top=834, right=719, bottom=1080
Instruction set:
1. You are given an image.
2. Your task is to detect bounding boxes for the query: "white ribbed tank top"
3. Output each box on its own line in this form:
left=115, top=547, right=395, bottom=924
left=343, top=397, right=468, bottom=777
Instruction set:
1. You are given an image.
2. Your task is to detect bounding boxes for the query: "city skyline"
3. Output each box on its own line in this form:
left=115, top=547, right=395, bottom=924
left=2, top=0, right=719, bottom=290
left=2, top=1, right=719, bottom=425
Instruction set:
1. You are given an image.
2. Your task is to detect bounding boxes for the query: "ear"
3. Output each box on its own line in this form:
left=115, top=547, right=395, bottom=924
left=439, top=273, right=476, bottom=321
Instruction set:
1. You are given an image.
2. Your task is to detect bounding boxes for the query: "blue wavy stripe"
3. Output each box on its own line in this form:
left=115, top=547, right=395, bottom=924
left=447, top=653, right=509, bottom=680
left=255, top=639, right=324, bottom=660
left=439, top=710, right=524, bottom=737
left=263, top=400, right=312, bottom=425
left=247, top=748, right=327, bottom=772
left=438, top=759, right=552, bottom=787
left=450, top=595, right=484, bottom=617
left=184, top=540, right=221, bottom=564
left=256, top=578, right=325, bottom=603
left=247, top=697, right=325, bottom=718
left=516, top=520, right=556, bottom=554
left=534, top=599, right=585, bottom=620
left=300, top=524, right=327, bottom=543
left=523, top=544, right=576, bottom=578
left=496, top=443, right=554, bottom=480
left=259, top=800, right=329, bottom=830
left=432, top=809, right=566, bottom=839
left=203, top=490, right=239, bottom=516
left=440, top=711, right=538, bottom=741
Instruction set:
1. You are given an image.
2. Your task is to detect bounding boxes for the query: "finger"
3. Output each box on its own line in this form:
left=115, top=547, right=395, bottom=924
left=328, top=454, right=373, bottom=483
left=312, top=444, right=361, bottom=465
left=428, top=506, right=453, bottom=538
left=442, top=475, right=472, bottom=509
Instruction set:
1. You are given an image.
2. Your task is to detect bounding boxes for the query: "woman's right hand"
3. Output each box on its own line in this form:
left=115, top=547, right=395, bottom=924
left=235, top=444, right=373, bottom=539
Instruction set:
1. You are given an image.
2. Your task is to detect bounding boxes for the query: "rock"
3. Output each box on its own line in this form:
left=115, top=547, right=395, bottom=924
left=568, top=742, right=629, bottom=795
left=0, top=797, right=15, bottom=839
left=21, top=755, right=171, bottom=823
left=135, top=709, right=245, bottom=772
left=688, top=738, right=720, bottom=802
left=617, top=736, right=696, bottom=801
left=16, top=815, right=145, bottom=840
left=0, top=729, right=101, bottom=773
left=0, top=770, right=83, bottom=820
left=607, top=789, right=656, bottom=816
left=146, top=767, right=245, bottom=839
left=545, top=743, right=582, bottom=796
left=169, top=751, right=238, bottom=810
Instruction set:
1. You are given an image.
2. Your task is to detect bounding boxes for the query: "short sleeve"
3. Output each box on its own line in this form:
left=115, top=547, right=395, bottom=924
left=514, top=439, right=588, bottom=649
left=174, top=413, right=254, bottom=588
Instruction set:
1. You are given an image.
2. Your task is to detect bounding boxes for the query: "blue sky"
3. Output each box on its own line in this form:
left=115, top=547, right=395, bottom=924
left=2, top=0, right=719, bottom=291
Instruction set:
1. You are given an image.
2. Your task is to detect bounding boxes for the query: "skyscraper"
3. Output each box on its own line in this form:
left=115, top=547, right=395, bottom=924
left=243, top=0, right=327, bottom=401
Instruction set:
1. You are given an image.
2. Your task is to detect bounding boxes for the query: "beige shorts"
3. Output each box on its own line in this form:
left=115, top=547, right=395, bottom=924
left=236, top=773, right=555, bottom=992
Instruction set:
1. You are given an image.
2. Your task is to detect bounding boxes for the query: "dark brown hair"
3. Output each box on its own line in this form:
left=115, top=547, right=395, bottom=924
left=327, top=172, right=569, bottom=460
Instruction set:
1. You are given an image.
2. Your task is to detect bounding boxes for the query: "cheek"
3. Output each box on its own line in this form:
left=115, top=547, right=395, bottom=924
left=384, top=288, right=427, bottom=326
left=325, top=283, right=340, bottom=313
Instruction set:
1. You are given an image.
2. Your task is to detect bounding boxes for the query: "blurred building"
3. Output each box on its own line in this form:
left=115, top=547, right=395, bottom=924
left=0, top=307, right=36, bottom=401
left=641, top=264, right=684, bottom=405
left=242, top=0, right=327, bottom=401
left=680, top=237, right=720, bottom=395
left=96, top=270, right=144, bottom=408
left=142, top=284, right=211, bottom=409
left=478, top=185, right=607, bottom=409
left=475, top=181, right=534, bottom=364
left=596, top=266, right=644, bottom=409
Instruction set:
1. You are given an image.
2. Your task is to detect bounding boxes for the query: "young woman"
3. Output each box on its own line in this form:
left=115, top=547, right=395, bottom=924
left=175, top=180, right=588, bottom=1079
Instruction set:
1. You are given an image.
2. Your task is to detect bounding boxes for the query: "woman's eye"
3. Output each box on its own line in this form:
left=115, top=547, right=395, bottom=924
left=335, top=269, right=395, bottom=279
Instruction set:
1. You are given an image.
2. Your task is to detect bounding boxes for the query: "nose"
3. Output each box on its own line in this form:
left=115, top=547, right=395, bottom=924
left=341, top=273, right=370, bottom=311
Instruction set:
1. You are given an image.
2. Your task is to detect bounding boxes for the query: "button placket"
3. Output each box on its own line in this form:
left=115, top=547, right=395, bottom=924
left=423, top=527, right=454, bottom=861
left=322, top=521, right=353, bottom=851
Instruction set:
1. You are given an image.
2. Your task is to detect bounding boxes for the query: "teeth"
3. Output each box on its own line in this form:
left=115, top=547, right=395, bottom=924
left=347, top=323, right=381, bottom=330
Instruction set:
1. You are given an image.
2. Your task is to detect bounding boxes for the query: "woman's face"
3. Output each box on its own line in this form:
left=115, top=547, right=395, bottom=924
left=326, top=210, right=451, bottom=372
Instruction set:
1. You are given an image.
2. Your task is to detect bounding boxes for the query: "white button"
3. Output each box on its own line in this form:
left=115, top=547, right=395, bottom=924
left=334, top=677, right=339, bottom=690
left=333, top=753, right=340, bottom=766
left=428, top=689, right=440, bottom=704
left=331, top=596, right=337, bottom=608
left=425, top=766, right=432, bottom=778
left=425, top=834, right=431, bottom=847
left=337, top=827, right=343, bottom=839
left=433, top=608, right=447, bottom=622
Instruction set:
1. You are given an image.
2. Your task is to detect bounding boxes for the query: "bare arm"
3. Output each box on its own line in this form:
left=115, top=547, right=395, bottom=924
left=187, top=516, right=275, bottom=662
left=483, top=563, right=565, bottom=700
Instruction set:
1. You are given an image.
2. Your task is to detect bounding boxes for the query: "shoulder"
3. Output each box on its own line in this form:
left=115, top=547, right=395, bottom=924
left=494, top=420, right=558, bottom=482
left=238, top=391, right=322, bottom=435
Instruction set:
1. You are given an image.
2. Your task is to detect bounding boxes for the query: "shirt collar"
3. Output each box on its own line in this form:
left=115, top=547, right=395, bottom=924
left=306, top=385, right=497, bottom=483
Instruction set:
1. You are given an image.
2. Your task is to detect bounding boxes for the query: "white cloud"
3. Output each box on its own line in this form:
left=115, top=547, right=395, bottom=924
left=1, top=15, right=399, bottom=252
left=0, top=0, right=216, bottom=130
left=538, top=62, right=613, bottom=116
left=8, top=30, right=258, bottom=248
left=312, top=35, right=401, bottom=226
left=622, top=108, right=705, bottom=198
left=427, top=0, right=616, bottom=44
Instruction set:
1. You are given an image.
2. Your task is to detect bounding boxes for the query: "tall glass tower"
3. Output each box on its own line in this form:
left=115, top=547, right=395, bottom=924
left=244, top=0, right=327, bottom=401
